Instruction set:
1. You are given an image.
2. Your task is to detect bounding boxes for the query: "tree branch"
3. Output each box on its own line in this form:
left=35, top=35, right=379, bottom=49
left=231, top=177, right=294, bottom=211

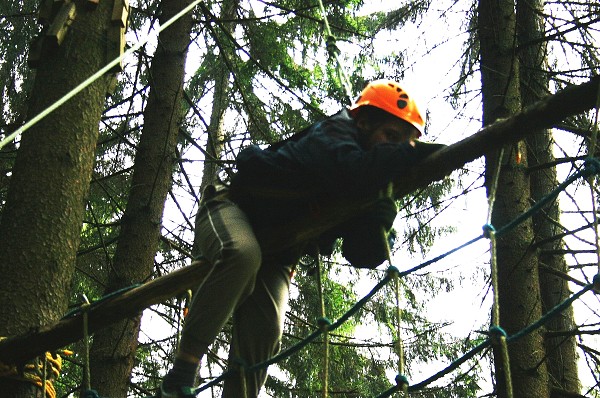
left=256, top=76, right=600, bottom=255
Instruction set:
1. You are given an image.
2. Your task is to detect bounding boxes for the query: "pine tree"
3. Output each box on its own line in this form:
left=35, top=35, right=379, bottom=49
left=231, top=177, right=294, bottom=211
left=0, top=0, right=114, bottom=395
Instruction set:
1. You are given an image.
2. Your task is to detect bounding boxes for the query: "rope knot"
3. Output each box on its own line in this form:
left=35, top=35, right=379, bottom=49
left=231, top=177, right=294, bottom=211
left=325, top=35, right=340, bottom=57
left=386, top=265, right=400, bottom=279
left=482, top=224, right=496, bottom=239
left=584, top=157, right=600, bottom=175
left=0, top=343, right=70, bottom=398
left=395, top=374, right=409, bottom=388
left=84, top=390, right=102, bottom=398
left=317, top=317, right=332, bottom=331
left=489, top=325, right=508, bottom=344
left=593, top=273, right=600, bottom=293
left=231, top=355, right=249, bottom=371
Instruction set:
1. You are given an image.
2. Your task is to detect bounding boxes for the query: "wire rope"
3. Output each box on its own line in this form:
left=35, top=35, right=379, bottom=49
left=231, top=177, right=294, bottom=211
left=484, top=147, right=514, bottom=398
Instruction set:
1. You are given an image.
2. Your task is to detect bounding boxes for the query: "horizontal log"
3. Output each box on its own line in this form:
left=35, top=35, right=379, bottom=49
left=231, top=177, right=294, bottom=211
left=256, top=76, right=600, bottom=253
left=0, top=260, right=209, bottom=364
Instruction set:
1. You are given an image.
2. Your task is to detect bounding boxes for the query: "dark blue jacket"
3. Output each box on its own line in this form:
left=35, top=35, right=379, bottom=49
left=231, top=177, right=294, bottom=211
left=230, top=109, right=420, bottom=232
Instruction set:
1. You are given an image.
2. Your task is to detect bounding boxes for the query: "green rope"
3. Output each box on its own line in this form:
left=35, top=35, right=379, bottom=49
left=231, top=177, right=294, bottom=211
left=587, top=80, right=600, bottom=277
left=190, top=161, right=600, bottom=398
left=381, top=182, right=408, bottom=396
left=316, top=0, right=353, bottom=104
left=484, top=148, right=514, bottom=398
left=316, top=250, right=330, bottom=398
left=81, top=294, right=92, bottom=394
left=41, top=356, right=48, bottom=398
left=372, top=282, right=595, bottom=398
left=484, top=148, right=513, bottom=398
left=192, top=278, right=596, bottom=398
left=388, top=266, right=408, bottom=396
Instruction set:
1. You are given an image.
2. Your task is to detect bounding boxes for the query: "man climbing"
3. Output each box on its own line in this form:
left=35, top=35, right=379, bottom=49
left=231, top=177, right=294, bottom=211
left=160, top=80, right=446, bottom=398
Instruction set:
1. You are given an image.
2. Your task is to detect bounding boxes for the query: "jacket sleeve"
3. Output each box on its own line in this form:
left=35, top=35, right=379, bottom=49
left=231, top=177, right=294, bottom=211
left=276, top=110, right=421, bottom=196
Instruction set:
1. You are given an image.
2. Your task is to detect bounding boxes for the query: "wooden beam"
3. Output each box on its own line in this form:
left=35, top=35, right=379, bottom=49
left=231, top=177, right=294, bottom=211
left=0, top=76, right=598, bottom=365
left=0, top=260, right=210, bottom=365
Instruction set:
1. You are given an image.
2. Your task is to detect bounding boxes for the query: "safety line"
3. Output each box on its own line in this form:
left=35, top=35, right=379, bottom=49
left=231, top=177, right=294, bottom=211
left=506, top=282, right=594, bottom=344
left=192, top=280, right=596, bottom=398
left=495, top=157, right=600, bottom=238
left=316, top=251, right=330, bottom=398
left=484, top=146, right=514, bottom=398
left=7, top=3, right=598, bottom=397
left=82, top=157, right=600, bottom=398
left=316, top=0, right=353, bottom=104
left=0, top=0, right=205, bottom=150
left=381, top=182, right=408, bottom=395
left=62, top=284, right=141, bottom=319
left=64, top=157, right=597, bottom=398
left=189, top=272, right=394, bottom=395
left=587, top=82, right=600, bottom=276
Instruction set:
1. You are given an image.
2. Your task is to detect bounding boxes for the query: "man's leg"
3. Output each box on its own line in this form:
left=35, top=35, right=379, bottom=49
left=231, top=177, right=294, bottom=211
left=221, top=263, right=293, bottom=398
left=162, top=199, right=262, bottom=396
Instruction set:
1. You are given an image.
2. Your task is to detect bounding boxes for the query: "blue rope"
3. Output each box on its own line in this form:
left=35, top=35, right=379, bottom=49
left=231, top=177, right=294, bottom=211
left=507, top=283, right=594, bottom=344
left=398, top=235, right=484, bottom=278
left=495, top=160, right=598, bottom=238
left=374, top=282, right=594, bottom=397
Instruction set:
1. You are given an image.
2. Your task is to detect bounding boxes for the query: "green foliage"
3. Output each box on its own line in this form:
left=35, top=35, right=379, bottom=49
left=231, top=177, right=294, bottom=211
left=449, top=2, right=479, bottom=109
left=0, top=0, right=38, bottom=125
left=396, top=176, right=456, bottom=256
left=0, top=0, right=39, bottom=208
left=376, top=0, right=432, bottom=30
left=53, top=345, right=86, bottom=397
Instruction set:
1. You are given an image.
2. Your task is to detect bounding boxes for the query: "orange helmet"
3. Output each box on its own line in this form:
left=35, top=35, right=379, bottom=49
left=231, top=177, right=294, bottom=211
left=349, top=80, right=425, bottom=137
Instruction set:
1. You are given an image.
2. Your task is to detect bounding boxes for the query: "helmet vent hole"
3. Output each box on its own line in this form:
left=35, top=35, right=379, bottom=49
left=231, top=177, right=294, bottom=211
left=397, top=99, right=408, bottom=109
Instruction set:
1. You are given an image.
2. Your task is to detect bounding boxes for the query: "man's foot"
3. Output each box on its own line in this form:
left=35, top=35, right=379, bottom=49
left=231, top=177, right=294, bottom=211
left=160, top=380, right=195, bottom=398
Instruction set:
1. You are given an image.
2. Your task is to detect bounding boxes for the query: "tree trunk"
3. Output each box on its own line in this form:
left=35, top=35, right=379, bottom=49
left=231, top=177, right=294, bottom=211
left=88, top=0, right=193, bottom=396
left=0, top=0, right=112, bottom=395
left=192, top=0, right=239, bottom=258
left=478, top=0, right=549, bottom=397
left=517, top=0, right=581, bottom=394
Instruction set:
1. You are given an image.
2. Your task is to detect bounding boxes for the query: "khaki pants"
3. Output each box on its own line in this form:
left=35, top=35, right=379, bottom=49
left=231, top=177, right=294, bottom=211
left=179, top=198, right=293, bottom=397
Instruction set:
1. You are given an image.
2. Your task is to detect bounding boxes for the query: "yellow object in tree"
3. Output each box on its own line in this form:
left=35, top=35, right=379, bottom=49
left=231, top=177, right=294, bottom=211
left=0, top=338, right=71, bottom=398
